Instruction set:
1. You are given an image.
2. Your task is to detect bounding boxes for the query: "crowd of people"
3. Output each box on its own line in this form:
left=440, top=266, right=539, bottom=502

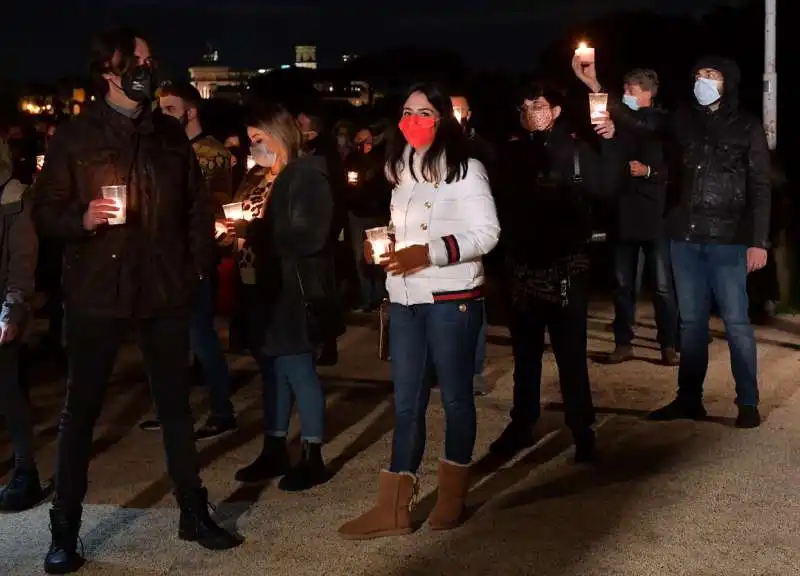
left=0, top=24, right=771, bottom=574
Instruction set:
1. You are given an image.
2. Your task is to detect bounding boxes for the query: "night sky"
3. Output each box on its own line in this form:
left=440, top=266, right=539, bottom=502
left=1, top=0, right=746, bottom=82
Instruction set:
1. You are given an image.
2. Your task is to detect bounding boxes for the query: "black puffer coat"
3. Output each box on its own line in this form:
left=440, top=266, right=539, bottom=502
left=666, top=56, right=771, bottom=248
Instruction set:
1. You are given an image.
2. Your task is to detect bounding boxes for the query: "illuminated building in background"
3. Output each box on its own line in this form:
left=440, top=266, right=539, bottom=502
left=189, top=45, right=258, bottom=99
left=295, top=45, right=317, bottom=70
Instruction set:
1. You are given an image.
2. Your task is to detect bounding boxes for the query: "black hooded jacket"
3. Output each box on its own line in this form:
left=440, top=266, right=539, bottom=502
left=608, top=57, right=770, bottom=248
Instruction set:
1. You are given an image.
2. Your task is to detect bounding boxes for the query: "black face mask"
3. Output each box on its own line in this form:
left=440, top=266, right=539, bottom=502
left=121, top=65, right=154, bottom=102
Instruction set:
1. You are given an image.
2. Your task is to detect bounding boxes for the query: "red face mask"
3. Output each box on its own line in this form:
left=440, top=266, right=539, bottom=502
left=399, top=115, right=437, bottom=149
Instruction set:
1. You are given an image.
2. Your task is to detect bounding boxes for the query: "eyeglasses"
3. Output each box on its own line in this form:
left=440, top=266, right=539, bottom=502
left=518, top=104, right=550, bottom=113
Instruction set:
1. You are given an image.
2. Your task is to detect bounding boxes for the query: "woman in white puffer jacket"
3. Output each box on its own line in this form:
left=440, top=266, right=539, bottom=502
left=339, top=83, right=500, bottom=540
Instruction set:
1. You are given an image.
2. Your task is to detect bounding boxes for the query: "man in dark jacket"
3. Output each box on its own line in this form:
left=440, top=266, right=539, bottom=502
left=490, top=82, right=624, bottom=463
left=656, top=57, right=770, bottom=427
left=603, top=69, right=679, bottom=366
left=32, top=28, right=239, bottom=574
left=576, top=56, right=770, bottom=428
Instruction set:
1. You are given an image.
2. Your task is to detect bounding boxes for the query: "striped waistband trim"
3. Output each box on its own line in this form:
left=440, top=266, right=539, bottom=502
left=432, top=287, right=484, bottom=302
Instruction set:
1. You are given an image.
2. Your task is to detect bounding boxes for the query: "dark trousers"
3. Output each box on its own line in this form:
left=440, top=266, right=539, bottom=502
left=190, top=277, right=233, bottom=418
left=509, top=278, right=596, bottom=432
left=671, top=241, right=758, bottom=406
left=0, top=341, right=36, bottom=468
left=613, top=239, right=678, bottom=349
left=54, top=312, right=201, bottom=511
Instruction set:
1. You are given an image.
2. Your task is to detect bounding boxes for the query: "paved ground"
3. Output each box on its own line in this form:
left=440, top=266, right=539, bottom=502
left=1, top=302, right=799, bottom=575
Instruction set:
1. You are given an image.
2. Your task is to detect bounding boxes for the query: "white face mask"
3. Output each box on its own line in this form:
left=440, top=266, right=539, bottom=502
left=694, top=78, right=721, bottom=106
left=251, top=143, right=276, bottom=167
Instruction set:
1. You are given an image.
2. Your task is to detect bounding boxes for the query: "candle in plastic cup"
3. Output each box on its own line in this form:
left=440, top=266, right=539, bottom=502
left=365, top=226, right=391, bottom=264
left=222, top=202, right=244, bottom=220
left=347, top=171, right=359, bottom=185
left=246, top=155, right=257, bottom=171
left=101, top=185, right=127, bottom=225
left=575, top=42, right=595, bottom=65
left=453, top=107, right=463, bottom=124
left=589, top=92, right=609, bottom=125
left=36, top=154, right=45, bottom=171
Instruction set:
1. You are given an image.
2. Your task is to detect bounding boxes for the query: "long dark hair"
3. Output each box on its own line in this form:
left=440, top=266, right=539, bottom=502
left=386, top=83, right=469, bottom=185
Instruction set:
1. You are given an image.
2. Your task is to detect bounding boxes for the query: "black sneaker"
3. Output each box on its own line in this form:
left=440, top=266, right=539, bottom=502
left=735, top=406, right=761, bottom=429
left=139, top=418, right=161, bottom=431
left=234, top=437, right=290, bottom=483
left=195, top=415, right=237, bottom=441
left=489, top=422, right=536, bottom=459
left=648, top=398, right=707, bottom=421
left=278, top=442, right=331, bottom=492
left=0, top=467, right=44, bottom=512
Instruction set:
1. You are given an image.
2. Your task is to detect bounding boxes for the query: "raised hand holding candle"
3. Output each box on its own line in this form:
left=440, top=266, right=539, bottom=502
left=575, top=42, right=595, bottom=66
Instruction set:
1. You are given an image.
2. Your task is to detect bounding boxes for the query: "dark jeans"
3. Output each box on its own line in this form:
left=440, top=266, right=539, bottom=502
left=54, top=312, right=201, bottom=511
left=0, top=341, right=35, bottom=468
left=389, top=300, right=482, bottom=473
left=239, top=285, right=325, bottom=443
left=190, top=277, right=233, bottom=419
left=348, top=213, right=387, bottom=308
left=671, top=241, right=758, bottom=406
left=613, top=239, right=678, bottom=349
left=509, top=277, right=596, bottom=432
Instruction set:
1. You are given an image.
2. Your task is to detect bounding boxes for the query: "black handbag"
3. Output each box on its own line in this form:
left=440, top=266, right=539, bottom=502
left=295, top=264, right=345, bottom=344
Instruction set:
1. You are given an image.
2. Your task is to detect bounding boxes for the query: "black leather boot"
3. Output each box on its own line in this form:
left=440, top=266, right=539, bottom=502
left=176, top=487, right=242, bottom=550
left=278, top=441, right=331, bottom=492
left=234, top=436, right=290, bottom=483
left=44, top=507, right=85, bottom=575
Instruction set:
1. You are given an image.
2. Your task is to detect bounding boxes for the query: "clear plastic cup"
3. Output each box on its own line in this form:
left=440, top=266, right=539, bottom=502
left=101, top=185, right=127, bottom=225
left=365, top=226, right=392, bottom=264
left=589, top=93, right=609, bottom=125
left=222, top=201, right=244, bottom=220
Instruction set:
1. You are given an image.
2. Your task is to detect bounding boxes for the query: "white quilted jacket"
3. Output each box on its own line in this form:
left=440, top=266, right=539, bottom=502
left=386, top=151, right=500, bottom=306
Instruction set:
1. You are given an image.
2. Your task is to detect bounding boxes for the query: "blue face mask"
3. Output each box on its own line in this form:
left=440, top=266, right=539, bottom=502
left=251, top=143, right=276, bottom=168
left=622, top=94, right=640, bottom=111
left=694, top=78, right=721, bottom=107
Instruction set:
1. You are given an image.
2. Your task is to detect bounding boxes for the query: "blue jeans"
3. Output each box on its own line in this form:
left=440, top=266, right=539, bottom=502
left=670, top=241, right=758, bottom=406
left=474, top=300, right=487, bottom=376
left=389, top=300, right=482, bottom=473
left=613, top=240, right=678, bottom=349
left=190, top=277, right=234, bottom=419
left=262, top=353, right=325, bottom=443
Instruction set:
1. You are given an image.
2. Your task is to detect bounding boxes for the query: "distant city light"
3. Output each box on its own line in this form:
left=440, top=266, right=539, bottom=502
left=258, top=69, right=267, bottom=74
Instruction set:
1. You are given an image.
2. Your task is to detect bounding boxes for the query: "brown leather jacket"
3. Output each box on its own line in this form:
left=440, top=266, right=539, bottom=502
left=32, top=101, right=214, bottom=318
